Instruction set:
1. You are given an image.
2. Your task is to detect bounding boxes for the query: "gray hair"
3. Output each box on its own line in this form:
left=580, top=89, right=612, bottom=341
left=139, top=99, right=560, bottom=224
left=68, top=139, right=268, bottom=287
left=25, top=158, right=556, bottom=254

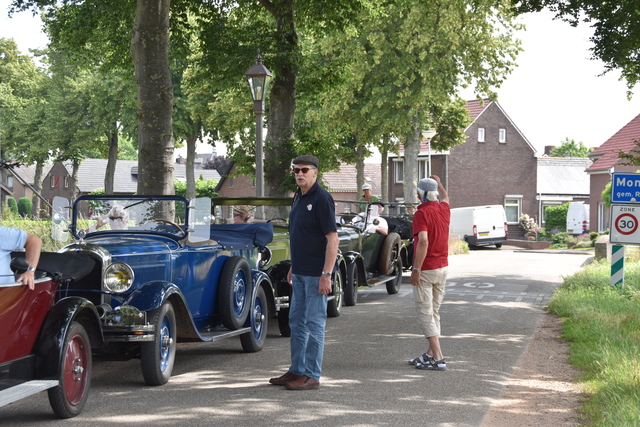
left=417, top=189, right=439, bottom=202
left=108, top=205, right=128, bottom=220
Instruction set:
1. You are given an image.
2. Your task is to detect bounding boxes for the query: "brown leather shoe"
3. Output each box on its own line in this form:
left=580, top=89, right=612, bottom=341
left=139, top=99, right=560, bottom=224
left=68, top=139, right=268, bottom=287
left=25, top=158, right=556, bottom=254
left=269, top=371, right=302, bottom=385
left=284, top=375, right=320, bottom=390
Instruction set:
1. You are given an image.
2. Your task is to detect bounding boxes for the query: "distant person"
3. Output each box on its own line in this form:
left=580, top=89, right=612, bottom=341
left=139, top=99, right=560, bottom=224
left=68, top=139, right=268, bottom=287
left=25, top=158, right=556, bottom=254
left=406, top=204, right=417, bottom=216
left=358, top=183, right=379, bottom=213
left=0, top=226, right=42, bottom=290
left=269, top=154, right=338, bottom=390
left=408, top=175, right=450, bottom=371
left=89, top=205, right=128, bottom=232
left=233, top=206, right=252, bottom=223
left=353, top=201, right=388, bottom=235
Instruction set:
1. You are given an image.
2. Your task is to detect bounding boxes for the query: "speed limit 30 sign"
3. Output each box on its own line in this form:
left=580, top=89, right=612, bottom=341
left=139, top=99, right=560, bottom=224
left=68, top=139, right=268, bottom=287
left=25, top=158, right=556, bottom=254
left=610, top=205, right=640, bottom=244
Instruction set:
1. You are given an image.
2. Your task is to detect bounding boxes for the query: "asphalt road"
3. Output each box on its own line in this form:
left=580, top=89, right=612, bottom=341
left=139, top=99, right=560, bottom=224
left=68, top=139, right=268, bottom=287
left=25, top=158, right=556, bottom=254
left=1, top=247, right=592, bottom=427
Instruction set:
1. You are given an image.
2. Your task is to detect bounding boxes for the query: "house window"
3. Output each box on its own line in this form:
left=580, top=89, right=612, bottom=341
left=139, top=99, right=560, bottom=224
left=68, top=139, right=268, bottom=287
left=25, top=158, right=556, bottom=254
left=229, top=177, right=235, bottom=188
left=6, top=176, right=13, bottom=189
left=598, top=202, right=609, bottom=233
left=504, top=196, right=522, bottom=224
left=418, top=159, right=428, bottom=179
left=395, top=160, right=404, bottom=183
left=478, top=127, right=485, bottom=142
left=395, top=159, right=428, bottom=183
left=64, top=176, right=69, bottom=188
left=50, top=176, right=60, bottom=189
left=499, top=128, right=506, bottom=143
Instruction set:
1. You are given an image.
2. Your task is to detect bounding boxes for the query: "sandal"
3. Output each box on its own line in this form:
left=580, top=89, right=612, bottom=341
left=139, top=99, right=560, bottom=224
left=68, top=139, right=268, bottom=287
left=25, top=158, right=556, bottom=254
left=408, top=353, right=434, bottom=366
left=416, top=358, right=447, bottom=371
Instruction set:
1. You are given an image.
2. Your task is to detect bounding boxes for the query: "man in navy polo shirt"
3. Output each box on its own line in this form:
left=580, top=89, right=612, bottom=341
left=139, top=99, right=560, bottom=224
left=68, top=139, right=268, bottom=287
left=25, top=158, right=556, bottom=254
left=269, top=154, right=338, bottom=390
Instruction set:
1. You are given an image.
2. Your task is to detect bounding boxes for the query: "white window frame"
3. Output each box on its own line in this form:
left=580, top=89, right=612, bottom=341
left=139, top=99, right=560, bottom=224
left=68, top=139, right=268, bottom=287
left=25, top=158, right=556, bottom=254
left=394, top=160, right=404, bottom=183
left=499, top=128, right=506, bottom=143
left=598, top=202, right=609, bottom=233
left=64, top=176, right=69, bottom=188
left=6, top=176, right=13, bottom=189
left=478, top=127, right=485, bottom=142
left=504, top=195, right=522, bottom=224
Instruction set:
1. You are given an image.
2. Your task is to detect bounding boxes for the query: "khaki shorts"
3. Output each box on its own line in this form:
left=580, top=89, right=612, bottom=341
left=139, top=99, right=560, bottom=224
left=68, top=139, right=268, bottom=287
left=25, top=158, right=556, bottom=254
left=413, top=267, right=448, bottom=338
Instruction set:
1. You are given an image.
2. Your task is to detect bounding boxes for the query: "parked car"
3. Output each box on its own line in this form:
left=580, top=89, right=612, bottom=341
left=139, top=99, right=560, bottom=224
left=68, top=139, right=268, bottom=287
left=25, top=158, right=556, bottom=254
left=0, top=252, right=100, bottom=418
left=566, top=202, right=590, bottom=235
left=211, top=198, right=405, bottom=336
left=450, top=205, right=509, bottom=248
left=48, top=195, right=273, bottom=386
left=211, top=197, right=347, bottom=337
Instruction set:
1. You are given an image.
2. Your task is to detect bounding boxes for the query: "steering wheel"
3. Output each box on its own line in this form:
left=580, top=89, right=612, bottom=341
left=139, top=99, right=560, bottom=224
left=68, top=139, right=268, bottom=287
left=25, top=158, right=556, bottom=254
left=151, top=218, right=182, bottom=233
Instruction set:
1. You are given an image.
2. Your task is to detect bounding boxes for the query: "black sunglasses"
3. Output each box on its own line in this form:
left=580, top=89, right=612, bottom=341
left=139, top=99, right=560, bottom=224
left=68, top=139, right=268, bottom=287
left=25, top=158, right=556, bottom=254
left=292, top=167, right=315, bottom=174
left=109, top=216, right=124, bottom=222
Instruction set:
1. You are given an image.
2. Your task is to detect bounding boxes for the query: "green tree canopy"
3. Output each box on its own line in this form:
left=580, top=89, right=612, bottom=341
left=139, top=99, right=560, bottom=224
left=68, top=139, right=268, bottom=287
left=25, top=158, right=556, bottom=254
left=549, top=137, right=594, bottom=157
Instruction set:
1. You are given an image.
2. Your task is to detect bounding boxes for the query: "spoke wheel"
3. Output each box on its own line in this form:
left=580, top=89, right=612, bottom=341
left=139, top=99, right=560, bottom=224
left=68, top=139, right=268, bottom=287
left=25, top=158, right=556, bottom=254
left=48, top=321, right=92, bottom=418
left=240, top=286, right=269, bottom=352
left=141, top=302, right=177, bottom=386
left=326, top=270, right=343, bottom=317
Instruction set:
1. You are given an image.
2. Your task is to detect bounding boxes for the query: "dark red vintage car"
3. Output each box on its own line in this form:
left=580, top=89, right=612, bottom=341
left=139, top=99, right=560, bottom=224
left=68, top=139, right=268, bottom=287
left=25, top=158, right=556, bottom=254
left=0, top=252, right=101, bottom=418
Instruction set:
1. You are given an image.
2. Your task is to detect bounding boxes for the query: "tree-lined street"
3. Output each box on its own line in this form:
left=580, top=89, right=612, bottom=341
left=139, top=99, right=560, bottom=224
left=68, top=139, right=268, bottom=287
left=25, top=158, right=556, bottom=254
left=2, top=247, right=591, bottom=426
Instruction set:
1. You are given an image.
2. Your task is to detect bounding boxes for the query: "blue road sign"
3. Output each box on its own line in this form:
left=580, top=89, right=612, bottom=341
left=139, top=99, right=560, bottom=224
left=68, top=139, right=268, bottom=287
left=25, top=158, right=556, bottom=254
left=611, top=173, right=640, bottom=203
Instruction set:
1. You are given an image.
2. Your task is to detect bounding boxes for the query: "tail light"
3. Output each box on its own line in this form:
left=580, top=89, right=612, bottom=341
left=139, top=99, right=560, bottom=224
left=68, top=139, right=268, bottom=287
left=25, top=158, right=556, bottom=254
left=473, top=225, right=477, bottom=236
left=505, top=222, right=509, bottom=240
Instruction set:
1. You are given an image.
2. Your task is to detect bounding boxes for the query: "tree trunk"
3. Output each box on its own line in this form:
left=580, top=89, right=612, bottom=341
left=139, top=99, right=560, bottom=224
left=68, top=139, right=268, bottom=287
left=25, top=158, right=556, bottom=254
left=186, top=133, right=197, bottom=200
left=403, top=113, right=421, bottom=204
left=380, top=149, right=388, bottom=203
left=264, top=1, right=297, bottom=197
left=31, top=161, right=43, bottom=218
left=356, top=141, right=365, bottom=194
left=72, top=158, right=80, bottom=199
left=131, top=0, right=174, bottom=195
left=105, top=122, right=118, bottom=195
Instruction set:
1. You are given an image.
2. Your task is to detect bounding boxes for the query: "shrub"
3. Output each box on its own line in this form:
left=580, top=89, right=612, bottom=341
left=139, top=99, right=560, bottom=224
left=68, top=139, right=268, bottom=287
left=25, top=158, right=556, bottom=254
left=17, top=197, right=32, bottom=217
left=544, top=202, right=570, bottom=231
left=552, top=231, right=569, bottom=246
left=6, top=197, right=18, bottom=213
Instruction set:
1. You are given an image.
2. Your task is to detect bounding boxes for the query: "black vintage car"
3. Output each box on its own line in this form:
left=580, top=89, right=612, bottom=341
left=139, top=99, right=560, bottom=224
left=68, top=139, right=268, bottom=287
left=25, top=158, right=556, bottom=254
left=211, top=197, right=407, bottom=336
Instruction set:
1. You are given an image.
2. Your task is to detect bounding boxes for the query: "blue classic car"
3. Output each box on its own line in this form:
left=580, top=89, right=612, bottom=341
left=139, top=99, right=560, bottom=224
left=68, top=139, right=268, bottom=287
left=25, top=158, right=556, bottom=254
left=50, top=195, right=273, bottom=386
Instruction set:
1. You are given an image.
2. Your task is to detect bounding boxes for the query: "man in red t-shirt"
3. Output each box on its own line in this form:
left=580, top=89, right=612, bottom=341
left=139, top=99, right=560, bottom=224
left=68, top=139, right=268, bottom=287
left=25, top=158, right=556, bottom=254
left=408, top=175, right=450, bottom=371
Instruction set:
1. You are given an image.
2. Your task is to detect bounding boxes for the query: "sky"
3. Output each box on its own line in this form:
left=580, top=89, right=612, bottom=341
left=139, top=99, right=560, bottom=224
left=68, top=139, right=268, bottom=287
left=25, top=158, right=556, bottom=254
left=2, top=3, right=639, bottom=158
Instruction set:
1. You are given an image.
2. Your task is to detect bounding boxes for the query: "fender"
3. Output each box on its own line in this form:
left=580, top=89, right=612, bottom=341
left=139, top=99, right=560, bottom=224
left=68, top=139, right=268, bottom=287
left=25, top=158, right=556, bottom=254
left=34, top=297, right=102, bottom=379
left=251, top=269, right=276, bottom=318
left=122, top=281, right=203, bottom=341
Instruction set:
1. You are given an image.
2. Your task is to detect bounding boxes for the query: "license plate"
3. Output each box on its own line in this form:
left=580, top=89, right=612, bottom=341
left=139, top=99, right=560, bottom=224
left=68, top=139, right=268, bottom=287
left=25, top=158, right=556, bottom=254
left=568, top=230, right=573, bottom=233
left=479, top=232, right=489, bottom=236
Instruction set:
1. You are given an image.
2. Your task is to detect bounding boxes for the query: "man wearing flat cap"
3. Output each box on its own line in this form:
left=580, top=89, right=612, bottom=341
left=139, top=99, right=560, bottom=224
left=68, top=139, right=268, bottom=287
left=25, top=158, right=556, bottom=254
left=408, top=175, right=450, bottom=372
left=269, top=154, right=338, bottom=390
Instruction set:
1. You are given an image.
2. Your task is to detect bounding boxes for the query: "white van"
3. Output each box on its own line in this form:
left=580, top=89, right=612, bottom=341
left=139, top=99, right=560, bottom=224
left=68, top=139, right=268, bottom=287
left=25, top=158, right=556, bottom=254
left=566, top=202, right=590, bottom=235
left=450, top=205, right=509, bottom=248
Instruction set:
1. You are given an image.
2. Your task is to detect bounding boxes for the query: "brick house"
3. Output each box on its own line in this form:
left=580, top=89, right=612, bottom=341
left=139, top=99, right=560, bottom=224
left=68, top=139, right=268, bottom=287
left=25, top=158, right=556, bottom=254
left=586, top=113, right=640, bottom=233
left=322, top=163, right=382, bottom=214
left=388, top=99, right=538, bottom=239
left=215, top=162, right=256, bottom=198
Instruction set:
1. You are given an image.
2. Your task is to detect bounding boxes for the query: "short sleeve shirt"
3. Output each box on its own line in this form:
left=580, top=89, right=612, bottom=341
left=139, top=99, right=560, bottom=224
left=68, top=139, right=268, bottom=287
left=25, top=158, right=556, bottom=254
left=412, top=201, right=450, bottom=270
left=0, top=226, right=27, bottom=284
left=289, top=181, right=337, bottom=276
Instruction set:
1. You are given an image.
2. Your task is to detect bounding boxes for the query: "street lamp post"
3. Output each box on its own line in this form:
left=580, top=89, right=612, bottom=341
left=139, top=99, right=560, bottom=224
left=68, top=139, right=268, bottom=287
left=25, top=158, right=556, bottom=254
left=245, top=50, right=273, bottom=199
left=422, top=130, right=437, bottom=176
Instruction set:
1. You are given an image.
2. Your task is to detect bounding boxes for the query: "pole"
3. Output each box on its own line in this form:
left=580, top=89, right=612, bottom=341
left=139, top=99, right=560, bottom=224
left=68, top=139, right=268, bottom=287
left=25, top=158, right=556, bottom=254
left=255, top=108, right=264, bottom=198
left=611, top=244, right=625, bottom=289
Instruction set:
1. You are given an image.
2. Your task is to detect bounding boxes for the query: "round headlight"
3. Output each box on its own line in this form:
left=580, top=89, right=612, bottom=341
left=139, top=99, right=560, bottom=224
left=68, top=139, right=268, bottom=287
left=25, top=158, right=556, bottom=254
left=103, top=262, right=134, bottom=293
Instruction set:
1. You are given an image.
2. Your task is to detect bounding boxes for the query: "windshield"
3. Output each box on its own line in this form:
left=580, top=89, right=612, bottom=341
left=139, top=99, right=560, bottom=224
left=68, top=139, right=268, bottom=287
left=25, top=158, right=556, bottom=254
left=73, top=196, right=189, bottom=239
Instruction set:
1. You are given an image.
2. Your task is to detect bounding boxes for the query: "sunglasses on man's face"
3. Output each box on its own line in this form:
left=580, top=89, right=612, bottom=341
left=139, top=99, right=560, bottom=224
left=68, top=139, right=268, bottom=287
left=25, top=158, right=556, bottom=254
left=109, top=216, right=124, bottom=222
left=233, top=213, right=243, bottom=217
left=292, top=167, right=315, bottom=174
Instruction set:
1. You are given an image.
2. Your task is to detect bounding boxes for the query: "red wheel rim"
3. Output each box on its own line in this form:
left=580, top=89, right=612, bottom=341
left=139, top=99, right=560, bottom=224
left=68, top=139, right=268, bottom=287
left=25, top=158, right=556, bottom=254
left=63, top=333, right=89, bottom=406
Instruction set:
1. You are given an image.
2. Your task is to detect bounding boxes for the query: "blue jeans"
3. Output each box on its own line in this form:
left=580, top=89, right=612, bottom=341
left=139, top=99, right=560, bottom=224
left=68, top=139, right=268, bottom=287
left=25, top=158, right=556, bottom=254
left=289, top=274, right=328, bottom=381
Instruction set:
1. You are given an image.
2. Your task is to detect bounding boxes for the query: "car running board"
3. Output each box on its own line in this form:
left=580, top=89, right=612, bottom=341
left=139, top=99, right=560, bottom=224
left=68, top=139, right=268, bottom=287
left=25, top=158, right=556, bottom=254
left=0, top=380, right=58, bottom=407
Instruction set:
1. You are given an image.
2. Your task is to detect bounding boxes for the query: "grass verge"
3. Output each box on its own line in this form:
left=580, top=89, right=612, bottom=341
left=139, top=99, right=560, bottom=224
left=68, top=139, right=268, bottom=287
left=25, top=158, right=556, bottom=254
left=548, top=258, right=640, bottom=426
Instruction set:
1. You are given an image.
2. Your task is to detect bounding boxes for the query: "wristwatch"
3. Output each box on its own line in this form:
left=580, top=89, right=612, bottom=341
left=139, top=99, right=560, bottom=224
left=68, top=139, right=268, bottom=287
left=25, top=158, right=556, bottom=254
left=27, top=266, right=36, bottom=272
left=412, top=268, right=420, bottom=273
left=322, top=271, right=331, bottom=277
